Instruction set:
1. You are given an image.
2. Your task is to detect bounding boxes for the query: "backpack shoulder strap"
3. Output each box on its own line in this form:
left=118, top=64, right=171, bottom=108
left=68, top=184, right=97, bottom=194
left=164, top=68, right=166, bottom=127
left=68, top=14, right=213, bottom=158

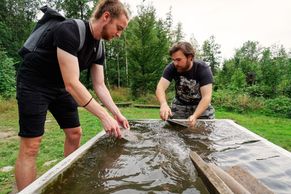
left=96, top=39, right=104, bottom=61
left=73, top=19, right=86, bottom=52
left=73, top=19, right=103, bottom=60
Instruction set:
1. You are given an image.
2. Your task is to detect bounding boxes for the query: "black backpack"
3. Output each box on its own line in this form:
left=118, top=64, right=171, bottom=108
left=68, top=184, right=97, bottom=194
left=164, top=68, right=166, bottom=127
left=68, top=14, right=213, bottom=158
left=19, top=5, right=103, bottom=60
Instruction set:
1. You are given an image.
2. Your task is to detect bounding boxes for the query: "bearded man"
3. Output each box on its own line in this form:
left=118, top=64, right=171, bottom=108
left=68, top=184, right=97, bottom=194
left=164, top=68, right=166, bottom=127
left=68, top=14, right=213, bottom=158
left=156, top=41, right=215, bottom=127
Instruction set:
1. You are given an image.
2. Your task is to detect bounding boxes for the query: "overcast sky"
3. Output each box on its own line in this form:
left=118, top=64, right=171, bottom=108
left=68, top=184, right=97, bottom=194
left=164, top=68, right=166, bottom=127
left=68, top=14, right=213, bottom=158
left=122, top=0, right=291, bottom=59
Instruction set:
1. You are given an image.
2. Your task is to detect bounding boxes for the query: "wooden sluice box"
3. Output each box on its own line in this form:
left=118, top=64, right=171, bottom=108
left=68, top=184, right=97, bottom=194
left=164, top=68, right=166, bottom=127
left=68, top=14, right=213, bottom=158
left=19, top=119, right=291, bottom=194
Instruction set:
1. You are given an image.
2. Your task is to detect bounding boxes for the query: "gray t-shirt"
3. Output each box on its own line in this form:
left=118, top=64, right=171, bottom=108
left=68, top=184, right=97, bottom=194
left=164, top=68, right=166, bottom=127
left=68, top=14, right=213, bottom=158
left=162, top=60, right=213, bottom=105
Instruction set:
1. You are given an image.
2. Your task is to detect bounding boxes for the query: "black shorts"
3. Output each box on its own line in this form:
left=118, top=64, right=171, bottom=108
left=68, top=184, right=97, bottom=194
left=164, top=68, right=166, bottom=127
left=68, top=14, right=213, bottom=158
left=16, top=81, right=80, bottom=137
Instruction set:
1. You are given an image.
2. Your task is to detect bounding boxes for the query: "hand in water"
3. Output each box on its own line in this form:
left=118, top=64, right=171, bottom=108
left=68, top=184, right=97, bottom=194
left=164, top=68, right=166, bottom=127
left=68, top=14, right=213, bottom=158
left=121, top=129, right=138, bottom=142
left=100, top=115, right=122, bottom=138
left=115, top=114, right=130, bottom=129
left=160, top=103, right=172, bottom=121
left=188, top=115, right=197, bottom=128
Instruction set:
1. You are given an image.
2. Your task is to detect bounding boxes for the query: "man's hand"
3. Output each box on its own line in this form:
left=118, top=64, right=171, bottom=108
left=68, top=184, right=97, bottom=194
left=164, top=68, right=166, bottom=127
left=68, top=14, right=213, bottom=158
left=160, top=103, right=172, bottom=121
left=100, top=114, right=122, bottom=138
left=114, top=113, right=130, bottom=129
left=188, top=115, right=197, bottom=127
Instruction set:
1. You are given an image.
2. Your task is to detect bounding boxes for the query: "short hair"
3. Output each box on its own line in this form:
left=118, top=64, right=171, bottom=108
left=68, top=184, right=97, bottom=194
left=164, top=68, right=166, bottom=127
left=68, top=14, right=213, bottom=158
left=169, top=41, right=195, bottom=59
left=91, top=0, right=130, bottom=21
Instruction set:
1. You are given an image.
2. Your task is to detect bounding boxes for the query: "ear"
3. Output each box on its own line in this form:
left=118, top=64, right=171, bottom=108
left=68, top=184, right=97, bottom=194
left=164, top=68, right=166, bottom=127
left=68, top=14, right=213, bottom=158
left=103, top=11, right=111, bottom=22
left=187, top=55, right=194, bottom=61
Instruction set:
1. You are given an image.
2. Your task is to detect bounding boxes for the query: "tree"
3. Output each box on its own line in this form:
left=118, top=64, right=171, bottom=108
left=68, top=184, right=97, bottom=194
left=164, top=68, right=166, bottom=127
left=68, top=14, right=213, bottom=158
left=230, top=68, right=246, bottom=90
left=259, top=45, right=289, bottom=98
left=55, top=0, right=97, bottom=19
left=201, top=35, right=221, bottom=75
left=216, top=57, right=250, bottom=91
left=216, top=41, right=291, bottom=98
left=0, top=0, right=41, bottom=60
left=216, top=41, right=261, bottom=91
left=164, top=6, right=174, bottom=45
left=233, top=41, right=261, bottom=75
left=284, top=58, right=291, bottom=97
left=189, top=33, right=201, bottom=59
left=173, top=22, right=184, bottom=42
left=105, top=34, right=128, bottom=88
left=126, top=4, right=170, bottom=97
left=164, top=6, right=173, bottom=33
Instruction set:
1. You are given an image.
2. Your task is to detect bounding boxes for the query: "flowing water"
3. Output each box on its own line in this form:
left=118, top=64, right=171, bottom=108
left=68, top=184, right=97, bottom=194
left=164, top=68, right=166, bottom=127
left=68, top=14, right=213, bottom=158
left=42, top=120, right=291, bottom=194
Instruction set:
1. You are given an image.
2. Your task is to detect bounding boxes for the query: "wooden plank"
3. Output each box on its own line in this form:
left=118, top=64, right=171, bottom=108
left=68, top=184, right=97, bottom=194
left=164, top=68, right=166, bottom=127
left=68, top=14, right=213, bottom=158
left=226, top=166, right=274, bottom=194
left=115, top=102, right=132, bottom=107
left=133, top=104, right=160, bottom=108
left=190, top=151, right=234, bottom=194
left=208, top=164, right=251, bottom=194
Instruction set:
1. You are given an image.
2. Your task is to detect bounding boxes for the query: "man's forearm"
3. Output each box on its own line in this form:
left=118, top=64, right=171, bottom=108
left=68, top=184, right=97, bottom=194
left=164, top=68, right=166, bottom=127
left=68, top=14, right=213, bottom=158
left=94, top=84, right=120, bottom=116
left=65, top=80, right=93, bottom=106
left=156, top=88, right=168, bottom=106
left=192, top=97, right=211, bottom=119
left=65, top=80, right=110, bottom=119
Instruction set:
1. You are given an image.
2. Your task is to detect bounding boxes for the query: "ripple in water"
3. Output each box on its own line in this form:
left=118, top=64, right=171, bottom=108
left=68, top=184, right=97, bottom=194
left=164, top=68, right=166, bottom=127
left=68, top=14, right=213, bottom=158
left=42, top=120, right=291, bottom=194
left=42, top=121, right=209, bottom=194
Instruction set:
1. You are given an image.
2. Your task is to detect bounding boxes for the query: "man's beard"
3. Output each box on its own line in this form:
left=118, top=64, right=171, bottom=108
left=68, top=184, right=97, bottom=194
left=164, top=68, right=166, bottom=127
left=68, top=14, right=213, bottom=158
left=101, top=23, right=112, bottom=40
left=176, top=60, right=192, bottom=72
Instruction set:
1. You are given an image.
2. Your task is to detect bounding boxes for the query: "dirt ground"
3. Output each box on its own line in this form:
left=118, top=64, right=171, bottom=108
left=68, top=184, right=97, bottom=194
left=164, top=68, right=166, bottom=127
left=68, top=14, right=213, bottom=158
left=0, top=130, right=17, bottom=140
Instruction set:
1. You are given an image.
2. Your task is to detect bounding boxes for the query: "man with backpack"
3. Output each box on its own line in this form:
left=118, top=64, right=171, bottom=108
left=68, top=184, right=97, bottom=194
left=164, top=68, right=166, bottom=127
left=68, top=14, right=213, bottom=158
left=156, top=41, right=215, bottom=127
left=15, top=0, right=130, bottom=191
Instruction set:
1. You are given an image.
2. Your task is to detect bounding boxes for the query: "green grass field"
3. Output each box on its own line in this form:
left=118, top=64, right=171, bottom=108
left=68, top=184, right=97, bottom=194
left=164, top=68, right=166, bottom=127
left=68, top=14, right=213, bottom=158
left=0, top=101, right=290, bottom=194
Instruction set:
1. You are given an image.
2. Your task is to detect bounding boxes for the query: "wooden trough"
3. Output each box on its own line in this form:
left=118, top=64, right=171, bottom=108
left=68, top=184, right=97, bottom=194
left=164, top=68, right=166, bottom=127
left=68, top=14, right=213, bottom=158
left=18, top=131, right=106, bottom=194
left=17, top=119, right=291, bottom=194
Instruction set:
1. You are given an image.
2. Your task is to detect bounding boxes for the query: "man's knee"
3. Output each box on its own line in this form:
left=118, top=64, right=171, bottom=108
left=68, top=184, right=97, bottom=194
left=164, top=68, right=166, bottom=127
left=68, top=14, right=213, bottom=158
left=65, top=127, right=82, bottom=141
left=20, top=137, right=42, bottom=158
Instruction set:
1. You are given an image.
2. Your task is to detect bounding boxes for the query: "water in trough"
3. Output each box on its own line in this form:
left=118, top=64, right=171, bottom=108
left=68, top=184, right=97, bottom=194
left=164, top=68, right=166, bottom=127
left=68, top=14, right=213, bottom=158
left=42, top=120, right=291, bottom=194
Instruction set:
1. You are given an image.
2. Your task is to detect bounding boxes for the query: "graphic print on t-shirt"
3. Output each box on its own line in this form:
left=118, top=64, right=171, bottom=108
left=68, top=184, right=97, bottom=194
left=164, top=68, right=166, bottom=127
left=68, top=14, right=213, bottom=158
left=176, top=76, right=201, bottom=103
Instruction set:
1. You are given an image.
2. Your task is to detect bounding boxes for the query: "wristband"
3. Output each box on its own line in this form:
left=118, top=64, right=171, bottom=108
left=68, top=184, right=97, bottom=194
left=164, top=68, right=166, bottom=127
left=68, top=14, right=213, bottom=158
left=83, top=97, right=93, bottom=108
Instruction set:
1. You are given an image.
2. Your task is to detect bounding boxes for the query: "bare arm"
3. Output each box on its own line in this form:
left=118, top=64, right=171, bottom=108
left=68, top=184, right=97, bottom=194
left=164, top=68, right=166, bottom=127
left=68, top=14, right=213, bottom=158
left=91, top=64, right=129, bottom=129
left=189, top=83, right=213, bottom=126
left=57, top=48, right=122, bottom=137
left=156, top=77, right=172, bottom=120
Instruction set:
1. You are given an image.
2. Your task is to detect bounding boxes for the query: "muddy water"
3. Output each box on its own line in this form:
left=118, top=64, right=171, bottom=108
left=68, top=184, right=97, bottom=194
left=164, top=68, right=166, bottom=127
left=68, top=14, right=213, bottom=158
left=42, top=120, right=291, bottom=194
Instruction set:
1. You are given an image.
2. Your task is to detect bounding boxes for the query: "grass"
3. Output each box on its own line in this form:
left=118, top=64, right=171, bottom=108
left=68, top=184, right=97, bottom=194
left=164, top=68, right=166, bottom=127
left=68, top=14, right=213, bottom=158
left=0, top=100, right=290, bottom=194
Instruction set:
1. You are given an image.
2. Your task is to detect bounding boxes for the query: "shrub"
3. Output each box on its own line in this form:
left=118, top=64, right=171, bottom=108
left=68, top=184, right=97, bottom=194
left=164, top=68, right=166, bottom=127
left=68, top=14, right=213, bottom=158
left=108, top=87, right=132, bottom=102
left=263, top=96, right=291, bottom=118
left=212, top=89, right=264, bottom=112
left=279, top=79, right=291, bottom=98
left=0, top=97, right=16, bottom=113
left=245, top=85, right=276, bottom=98
left=283, top=85, right=291, bottom=98
left=133, top=93, right=158, bottom=105
left=0, top=50, right=16, bottom=98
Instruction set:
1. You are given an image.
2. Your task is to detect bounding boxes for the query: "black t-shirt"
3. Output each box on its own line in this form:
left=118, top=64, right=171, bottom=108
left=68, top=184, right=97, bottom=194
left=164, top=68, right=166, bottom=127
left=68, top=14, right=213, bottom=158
left=162, top=60, right=213, bottom=105
left=17, top=19, right=105, bottom=87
